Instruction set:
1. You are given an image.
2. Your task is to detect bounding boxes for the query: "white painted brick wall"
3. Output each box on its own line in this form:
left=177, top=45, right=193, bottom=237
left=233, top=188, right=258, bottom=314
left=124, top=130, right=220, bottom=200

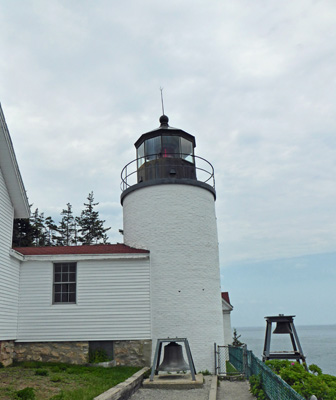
left=123, top=183, right=224, bottom=372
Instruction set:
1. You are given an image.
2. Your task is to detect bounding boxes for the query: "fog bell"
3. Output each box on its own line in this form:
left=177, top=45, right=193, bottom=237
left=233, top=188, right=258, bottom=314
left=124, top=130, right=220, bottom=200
left=273, top=321, right=292, bottom=334
left=158, top=342, right=190, bottom=372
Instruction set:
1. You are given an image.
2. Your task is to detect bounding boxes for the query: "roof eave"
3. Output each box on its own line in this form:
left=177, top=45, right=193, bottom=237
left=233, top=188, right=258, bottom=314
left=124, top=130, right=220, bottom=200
left=12, top=252, right=150, bottom=262
left=134, top=127, right=196, bottom=149
left=222, top=298, right=234, bottom=311
left=0, top=104, right=30, bottom=218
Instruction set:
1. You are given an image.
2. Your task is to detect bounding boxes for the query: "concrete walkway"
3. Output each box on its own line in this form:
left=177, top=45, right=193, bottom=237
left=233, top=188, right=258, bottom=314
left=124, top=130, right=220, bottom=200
left=128, top=376, right=255, bottom=400
left=217, top=379, right=255, bottom=400
left=129, top=376, right=212, bottom=400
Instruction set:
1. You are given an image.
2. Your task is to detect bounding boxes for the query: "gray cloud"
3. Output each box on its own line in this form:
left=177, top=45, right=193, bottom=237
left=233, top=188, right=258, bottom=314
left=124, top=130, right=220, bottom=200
left=1, top=0, right=335, bottom=324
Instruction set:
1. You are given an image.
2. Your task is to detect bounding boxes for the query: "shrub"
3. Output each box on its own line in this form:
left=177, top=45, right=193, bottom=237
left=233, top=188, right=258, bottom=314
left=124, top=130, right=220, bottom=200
left=49, top=391, right=65, bottom=400
left=50, top=375, right=62, bottom=382
left=266, top=360, right=336, bottom=400
left=16, top=387, right=35, bottom=399
left=199, top=369, right=211, bottom=375
left=88, top=349, right=109, bottom=363
left=309, top=364, right=322, bottom=376
left=249, top=374, right=268, bottom=399
left=50, top=364, right=68, bottom=372
left=35, top=369, right=49, bottom=376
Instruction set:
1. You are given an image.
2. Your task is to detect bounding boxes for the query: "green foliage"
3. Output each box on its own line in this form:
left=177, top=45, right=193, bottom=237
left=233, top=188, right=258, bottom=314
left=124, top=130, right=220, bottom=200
left=77, top=191, right=111, bottom=245
left=50, top=364, right=68, bottom=372
left=232, top=328, right=244, bottom=347
left=30, top=208, right=47, bottom=246
left=13, top=209, right=53, bottom=247
left=12, top=192, right=111, bottom=247
left=88, top=349, right=109, bottom=363
left=198, top=369, right=211, bottom=375
left=225, top=361, right=239, bottom=374
left=15, top=387, right=35, bottom=399
left=20, top=361, right=41, bottom=369
left=265, top=359, right=292, bottom=374
left=35, top=369, right=49, bottom=376
left=50, top=375, right=63, bottom=382
left=57, top=203, right=77, bottom=246
left=50, top=391, right=65, bottom=400
left=4, top=362, right=141, bottom=400
left=266, top=360, right=336, bottom=400
left=249, top=374, right=268, bottom=399
left=0, top=362, right=4, bottom=368
left=45, top=216, right=58, bottom=246
left=309, top=364, right=322, bottom=376
left=12, top=218, right=35, bottom=247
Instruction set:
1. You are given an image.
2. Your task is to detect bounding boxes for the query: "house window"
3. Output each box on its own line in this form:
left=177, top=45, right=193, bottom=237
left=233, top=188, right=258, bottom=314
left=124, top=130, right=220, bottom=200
left=53, top=263, right=76, bottom=304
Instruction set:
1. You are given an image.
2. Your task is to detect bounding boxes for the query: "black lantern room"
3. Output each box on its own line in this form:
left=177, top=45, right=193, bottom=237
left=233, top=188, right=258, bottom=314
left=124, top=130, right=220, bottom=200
left=120, top=115, right=216, bottom=202
left=134, top=115, right=196, bottom=183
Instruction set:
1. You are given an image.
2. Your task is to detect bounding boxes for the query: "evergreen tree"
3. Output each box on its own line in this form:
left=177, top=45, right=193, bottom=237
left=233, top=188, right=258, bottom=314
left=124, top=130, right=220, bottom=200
left=30, top=208, right=47, bottom=246
left=56, top=203, right=77, bottom=246
left=45, top=216, right=58, bottom=246
left=76, top=192, right=110, bottom=245
left=12, top=218, right=35, bottom=247
left=232, top=328, right=244, bottom=347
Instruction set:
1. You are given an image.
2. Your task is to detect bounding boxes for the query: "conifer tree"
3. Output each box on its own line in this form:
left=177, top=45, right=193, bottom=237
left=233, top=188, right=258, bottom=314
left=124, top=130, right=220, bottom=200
left=57, top=203, right=77, bottom=246
left=76, top=191, right=110, bottom=245
left=12, top=218, right=35, bottom=247
left=232, top=328, right=244, bottom=347
left=45, top=216, right=58, bottom=246
left=30, top=208, right=47, bottom=246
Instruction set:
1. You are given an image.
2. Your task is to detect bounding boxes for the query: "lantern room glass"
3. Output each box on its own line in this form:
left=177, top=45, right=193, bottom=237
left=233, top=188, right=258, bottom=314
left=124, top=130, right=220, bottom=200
left=181, top=137, right=193, bottom=163
left=137, top=136, right=194, bottom=165
left=145, top=136, right=161, bottom=161
left=137, top=142, right=145, bottom=168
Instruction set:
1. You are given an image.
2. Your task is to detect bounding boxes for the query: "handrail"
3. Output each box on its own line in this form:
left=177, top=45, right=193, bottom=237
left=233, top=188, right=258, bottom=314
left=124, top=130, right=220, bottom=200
left=120, top=153, right=215, bottom=192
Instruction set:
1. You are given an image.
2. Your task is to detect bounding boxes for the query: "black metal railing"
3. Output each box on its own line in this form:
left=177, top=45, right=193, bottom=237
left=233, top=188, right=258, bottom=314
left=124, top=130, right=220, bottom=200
left=120, top=153, right=215, bottom=192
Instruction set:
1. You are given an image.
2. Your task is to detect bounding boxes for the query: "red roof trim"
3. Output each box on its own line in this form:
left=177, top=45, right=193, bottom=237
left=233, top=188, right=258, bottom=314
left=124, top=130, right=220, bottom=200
left=221, top=291, right=231, bottom=305
left=13, top=244, right=149, bottom=256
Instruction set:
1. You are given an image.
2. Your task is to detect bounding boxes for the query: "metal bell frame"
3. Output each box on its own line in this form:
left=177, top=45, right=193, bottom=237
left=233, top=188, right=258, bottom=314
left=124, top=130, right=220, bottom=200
left=150, top=338, right=197, bottom=381
left=262, top=315, right=307, bottom=369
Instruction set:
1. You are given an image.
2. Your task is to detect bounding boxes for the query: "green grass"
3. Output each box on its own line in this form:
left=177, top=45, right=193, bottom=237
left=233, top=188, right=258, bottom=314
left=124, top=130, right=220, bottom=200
left=0, top=362, right=141, bottom=400
left=225, top=361, right=239, bottom=374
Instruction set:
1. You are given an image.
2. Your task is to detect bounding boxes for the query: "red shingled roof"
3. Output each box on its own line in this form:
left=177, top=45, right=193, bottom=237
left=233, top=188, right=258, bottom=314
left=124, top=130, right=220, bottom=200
left=13, top=244, right=149, bottom=256
left=221, top=292, right=231, bottom=305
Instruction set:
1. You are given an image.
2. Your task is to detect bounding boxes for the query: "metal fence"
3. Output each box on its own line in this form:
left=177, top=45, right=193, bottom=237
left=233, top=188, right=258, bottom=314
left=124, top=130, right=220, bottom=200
left=215, top=344, right=244, bottom=377
left=219, top=345, right=305, bottom=400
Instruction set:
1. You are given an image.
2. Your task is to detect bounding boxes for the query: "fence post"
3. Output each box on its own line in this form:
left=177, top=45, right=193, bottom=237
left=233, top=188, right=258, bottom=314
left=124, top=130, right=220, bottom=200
left=214, top=343, right=217, bottom=375
left=242, top=344, right=248, bottom=377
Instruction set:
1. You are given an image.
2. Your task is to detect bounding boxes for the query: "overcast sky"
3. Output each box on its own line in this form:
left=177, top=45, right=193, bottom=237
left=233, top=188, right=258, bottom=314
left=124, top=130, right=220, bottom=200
left=1, top=0, right=335, bottom=327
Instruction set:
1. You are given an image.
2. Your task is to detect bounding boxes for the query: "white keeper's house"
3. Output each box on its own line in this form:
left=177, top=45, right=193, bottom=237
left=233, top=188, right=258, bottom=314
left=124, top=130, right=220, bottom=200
left=0, top=103, right=232, bottom=371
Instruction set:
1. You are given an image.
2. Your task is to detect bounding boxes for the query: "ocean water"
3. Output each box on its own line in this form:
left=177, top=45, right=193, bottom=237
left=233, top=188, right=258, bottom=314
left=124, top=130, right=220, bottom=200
left=237, top=325, right=336, bottom=376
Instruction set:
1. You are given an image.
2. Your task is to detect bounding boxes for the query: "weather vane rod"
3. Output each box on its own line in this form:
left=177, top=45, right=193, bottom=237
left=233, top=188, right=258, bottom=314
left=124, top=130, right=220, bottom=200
left=160, top=87, right=165, bottom=115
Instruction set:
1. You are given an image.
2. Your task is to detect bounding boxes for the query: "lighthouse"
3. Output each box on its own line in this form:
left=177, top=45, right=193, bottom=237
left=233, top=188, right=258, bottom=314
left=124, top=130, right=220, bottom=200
left=121, top=115, right=224, bottom=371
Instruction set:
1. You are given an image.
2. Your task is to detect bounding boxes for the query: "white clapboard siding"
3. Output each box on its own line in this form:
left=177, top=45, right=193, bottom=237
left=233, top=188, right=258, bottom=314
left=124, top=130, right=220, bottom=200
left=0, top=167, right=20, bottom=339
left=17, top=258, right=151, bottom=342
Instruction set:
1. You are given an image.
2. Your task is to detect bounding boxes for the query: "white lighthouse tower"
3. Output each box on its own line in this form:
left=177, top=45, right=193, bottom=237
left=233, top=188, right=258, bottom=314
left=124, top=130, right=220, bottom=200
left=121, top=115, right=224, bottom=371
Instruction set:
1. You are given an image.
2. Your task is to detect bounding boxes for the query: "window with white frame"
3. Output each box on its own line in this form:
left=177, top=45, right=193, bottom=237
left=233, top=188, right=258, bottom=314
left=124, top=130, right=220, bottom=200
left=53, top=263, right=76, bottom=303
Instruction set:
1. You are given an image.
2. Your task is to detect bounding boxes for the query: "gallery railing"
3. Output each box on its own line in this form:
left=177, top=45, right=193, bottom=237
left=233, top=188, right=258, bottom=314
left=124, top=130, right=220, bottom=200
left=121, top=153, right=215, bottom=192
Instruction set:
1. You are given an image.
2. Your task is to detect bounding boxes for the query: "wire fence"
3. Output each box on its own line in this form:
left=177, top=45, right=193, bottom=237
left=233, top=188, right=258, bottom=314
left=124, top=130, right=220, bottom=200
left=222, top=345, right=305, bottom=400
